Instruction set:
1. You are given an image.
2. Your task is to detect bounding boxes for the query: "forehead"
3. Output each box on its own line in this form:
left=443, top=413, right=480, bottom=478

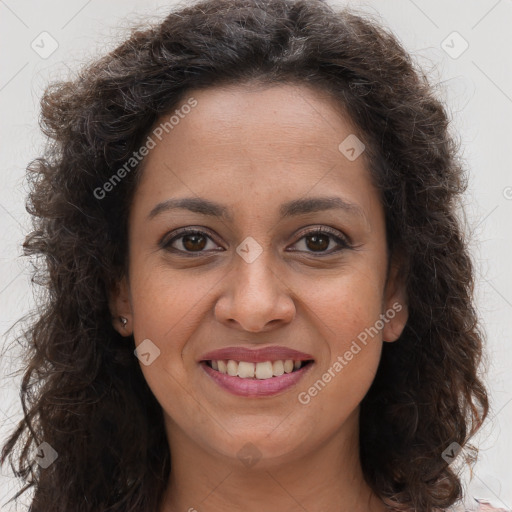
left=131, top=82, right=380, bottom=224
left=170, top=82, right=357, bottom=154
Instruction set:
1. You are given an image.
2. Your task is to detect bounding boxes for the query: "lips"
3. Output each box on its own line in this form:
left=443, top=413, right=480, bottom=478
left=198, top=346, right=315, bottom=397
left=199, top=346, right=314, bottom=363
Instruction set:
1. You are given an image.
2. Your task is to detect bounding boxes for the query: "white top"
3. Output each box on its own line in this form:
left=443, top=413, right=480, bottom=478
left=447, top=498, right=511, bottom=511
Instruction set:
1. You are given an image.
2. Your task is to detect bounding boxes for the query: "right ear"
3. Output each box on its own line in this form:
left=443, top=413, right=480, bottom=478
left=382, top=250, right=408, bottom=343
left=109, top=276, right=133, bottom=336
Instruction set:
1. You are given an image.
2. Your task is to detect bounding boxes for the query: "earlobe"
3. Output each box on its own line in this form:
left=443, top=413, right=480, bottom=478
left=108, top=276, right=133, bottom=336
left=382, top=301, right=408, bottom=342
left=382, top=254, right=408, bottom=343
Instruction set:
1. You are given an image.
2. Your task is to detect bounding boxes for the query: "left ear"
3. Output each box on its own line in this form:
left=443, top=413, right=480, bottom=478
left=382, top=251, right=408, bottom=343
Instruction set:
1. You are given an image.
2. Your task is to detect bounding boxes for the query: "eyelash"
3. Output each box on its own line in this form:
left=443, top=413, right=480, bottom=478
left=160, top=226, right=352, bottom=257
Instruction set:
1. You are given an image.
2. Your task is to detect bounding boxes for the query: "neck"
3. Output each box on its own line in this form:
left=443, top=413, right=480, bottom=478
left=159, top=408, right=387, bottom=512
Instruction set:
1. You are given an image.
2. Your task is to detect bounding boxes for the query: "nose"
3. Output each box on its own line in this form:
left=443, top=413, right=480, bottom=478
left=214, top=249, right=296, bottom=333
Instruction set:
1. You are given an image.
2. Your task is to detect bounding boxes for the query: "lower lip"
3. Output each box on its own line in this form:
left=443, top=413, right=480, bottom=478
left=201, top=362, right=314, bottom=397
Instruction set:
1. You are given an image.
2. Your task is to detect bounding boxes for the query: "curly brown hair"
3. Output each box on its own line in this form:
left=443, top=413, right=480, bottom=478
left=1, top=0, right=489, bottom=511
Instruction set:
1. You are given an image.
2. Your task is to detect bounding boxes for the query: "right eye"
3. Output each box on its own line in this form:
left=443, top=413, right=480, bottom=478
left=161, top=228, right=224, bottom=256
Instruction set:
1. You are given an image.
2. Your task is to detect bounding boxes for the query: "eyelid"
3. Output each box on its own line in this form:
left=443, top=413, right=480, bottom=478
left=294, top=225, right=352, bottom=247
left=159, top=226, right=222, bottom=251
left=284, top=225, right=352, bottom=256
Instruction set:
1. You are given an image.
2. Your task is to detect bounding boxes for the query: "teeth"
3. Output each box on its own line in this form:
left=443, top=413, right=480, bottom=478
left=272, top=360, right=284, bottom=376
left=208, top=359, right=308, bottom=379
left=226, top=360, right=238, bottom=377
left=217, top=360, right=227, bottom=374
left=283, top=360, right=294, bottom=373
left=237, top=361, right=255, bottom=378
left=255, top=361, right=273, bottom=379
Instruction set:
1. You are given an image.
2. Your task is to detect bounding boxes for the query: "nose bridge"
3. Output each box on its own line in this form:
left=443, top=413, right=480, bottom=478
left=234, top=238, right=280, bottom=301
left=216, top=237, right=295, bottom=331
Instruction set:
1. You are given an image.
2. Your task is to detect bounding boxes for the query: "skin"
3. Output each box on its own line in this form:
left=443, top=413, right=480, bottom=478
left=110, top=82, right=408, bottom=512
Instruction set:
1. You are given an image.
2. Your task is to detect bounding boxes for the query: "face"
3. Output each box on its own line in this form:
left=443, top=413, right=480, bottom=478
left=111, top=82, right=407, bottom=468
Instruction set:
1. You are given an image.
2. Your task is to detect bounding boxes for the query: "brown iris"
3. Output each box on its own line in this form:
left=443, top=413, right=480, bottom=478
left=305, top=233, right=329, bottom=252
left=182, top=233, right=207, bottom=251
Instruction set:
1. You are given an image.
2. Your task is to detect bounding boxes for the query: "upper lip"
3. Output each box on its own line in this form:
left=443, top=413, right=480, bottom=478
left=199, top=346, right=314, bottom=363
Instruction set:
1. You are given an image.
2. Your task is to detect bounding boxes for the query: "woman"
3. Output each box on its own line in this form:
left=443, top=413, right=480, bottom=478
left=1, top=0, right=503, bottom=511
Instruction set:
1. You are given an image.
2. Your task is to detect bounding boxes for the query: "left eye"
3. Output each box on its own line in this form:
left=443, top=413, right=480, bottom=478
left=290, top=228, right=351, bottom=254
left=161, top=227, right=350, bottom=256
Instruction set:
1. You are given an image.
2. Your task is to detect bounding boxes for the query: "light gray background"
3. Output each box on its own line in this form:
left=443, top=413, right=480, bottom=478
left=1, top=0, right=511, bottom=510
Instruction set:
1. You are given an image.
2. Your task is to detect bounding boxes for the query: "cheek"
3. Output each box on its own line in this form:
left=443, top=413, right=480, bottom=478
left=298, top=264, right=385, bottom=344
left=127, top=268, right=216, bottom=402
left=130, top=265, right=216, bottom=344
left=297, top=267, right=385, bottom=399
left=296, top=281, right=384, bottom=428
left=128, top=270, right=206, bottom=419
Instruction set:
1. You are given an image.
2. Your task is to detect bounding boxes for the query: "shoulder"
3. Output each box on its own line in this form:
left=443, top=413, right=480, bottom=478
left=475, top=501, right=512, bottom=512
left=447, top=499, right=512, bottom=512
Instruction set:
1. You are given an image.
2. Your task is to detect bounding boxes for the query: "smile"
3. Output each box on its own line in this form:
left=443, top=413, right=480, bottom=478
left=206, top=359, right=312, bottom=379
left=200, top=359, right=314, bottom=397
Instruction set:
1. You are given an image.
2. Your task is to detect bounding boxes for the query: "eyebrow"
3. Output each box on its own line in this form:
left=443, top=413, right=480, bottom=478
left=147, top=196, right=366, bottom=222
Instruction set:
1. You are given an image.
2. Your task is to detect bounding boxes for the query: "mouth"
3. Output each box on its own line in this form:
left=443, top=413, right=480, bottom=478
left=202, top=358, right=314, bottom=378
left=199, top=358, right=315, bottom=397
